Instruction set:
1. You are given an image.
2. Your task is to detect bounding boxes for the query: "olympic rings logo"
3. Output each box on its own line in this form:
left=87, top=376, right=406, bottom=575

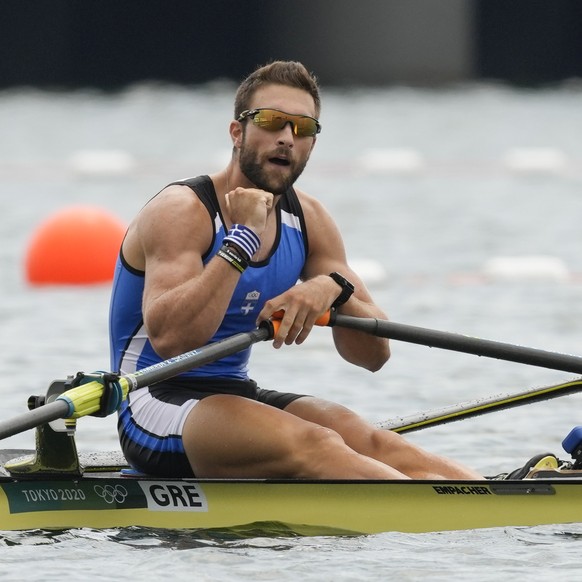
left=94, top=484, right=129, bottom=504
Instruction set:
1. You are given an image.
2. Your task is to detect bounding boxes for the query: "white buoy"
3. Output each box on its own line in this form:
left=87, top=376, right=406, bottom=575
left=503, top=148, right=567, bottom=174
left=482, top=256, right=570, bottom=282
left=357, top=148, right=424, bottom=174
left=68, top=150, right=136, bottom=176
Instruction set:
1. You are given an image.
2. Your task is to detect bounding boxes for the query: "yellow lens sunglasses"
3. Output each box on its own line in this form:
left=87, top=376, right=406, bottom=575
left=237, top=108, right=321, bottom=137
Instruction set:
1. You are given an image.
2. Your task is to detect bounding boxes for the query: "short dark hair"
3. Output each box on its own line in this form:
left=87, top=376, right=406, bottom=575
left=234, top=61, right=321, bottom=119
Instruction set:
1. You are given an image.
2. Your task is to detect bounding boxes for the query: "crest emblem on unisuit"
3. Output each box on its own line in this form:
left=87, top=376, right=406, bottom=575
left=241, top=290, right=261, bottom=315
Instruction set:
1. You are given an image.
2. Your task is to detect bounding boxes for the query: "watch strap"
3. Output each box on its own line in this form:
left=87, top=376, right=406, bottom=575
left=329, top=272, right=354, bottom=309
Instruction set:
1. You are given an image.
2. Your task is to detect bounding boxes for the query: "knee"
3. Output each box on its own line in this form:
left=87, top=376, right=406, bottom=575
left=302, top=424, right=345, bottom=449
left=291, top=424, right=347, bottom=476
left=366, top=427, right=420, bottom=460
left=367, top=429, right=436, bottom=471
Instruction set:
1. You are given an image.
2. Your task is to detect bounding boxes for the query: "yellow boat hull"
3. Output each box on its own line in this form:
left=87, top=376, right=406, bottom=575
left=1, top=471, right=580, bottom=535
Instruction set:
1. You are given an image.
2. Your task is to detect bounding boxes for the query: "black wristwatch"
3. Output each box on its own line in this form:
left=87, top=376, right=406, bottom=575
left=329, top=272, right=355, bottom=309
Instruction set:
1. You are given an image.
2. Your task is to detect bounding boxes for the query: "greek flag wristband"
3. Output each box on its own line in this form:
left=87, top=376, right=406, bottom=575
left=223, top=224, right=261, bottom=261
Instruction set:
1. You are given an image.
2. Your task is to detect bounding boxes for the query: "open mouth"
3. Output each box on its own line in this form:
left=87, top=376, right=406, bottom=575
left=268, top=157, right=291, bottom=166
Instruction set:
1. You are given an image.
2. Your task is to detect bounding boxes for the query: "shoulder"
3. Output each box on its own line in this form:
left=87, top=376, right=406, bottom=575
left=124, top=183, right=212, bottom=269
left=294, top=187, right=340, bottom=235
left=138, top=184, right=209, bottom=230
left=146, top=183, right=202, bottom=211
left=293, top=187, right=331, bottom=221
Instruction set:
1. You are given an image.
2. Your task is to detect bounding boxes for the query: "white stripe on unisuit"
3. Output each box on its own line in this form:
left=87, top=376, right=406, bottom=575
left=281, top=208, right=302, bottom=231
left=128, top=387, right=198, bottom=437
left=119, top=324, right=148, bottom=376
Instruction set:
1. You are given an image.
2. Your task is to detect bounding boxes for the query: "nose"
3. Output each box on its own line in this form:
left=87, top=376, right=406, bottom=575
left=276, top=122, right=295, bottom=146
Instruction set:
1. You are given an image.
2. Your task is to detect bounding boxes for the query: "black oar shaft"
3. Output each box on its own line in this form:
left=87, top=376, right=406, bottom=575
left=332, top=314, right=582, bottom=375
left=0, top=400, right=70, bottom=440
left=125, top=326, right=271, bottom=390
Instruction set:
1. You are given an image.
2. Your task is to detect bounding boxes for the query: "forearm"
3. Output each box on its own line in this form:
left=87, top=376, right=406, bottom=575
left=332, top=297, right=391, bottom=372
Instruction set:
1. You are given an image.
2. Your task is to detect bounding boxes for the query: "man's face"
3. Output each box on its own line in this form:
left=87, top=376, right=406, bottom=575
left=237, top=84, right=318, bottom=195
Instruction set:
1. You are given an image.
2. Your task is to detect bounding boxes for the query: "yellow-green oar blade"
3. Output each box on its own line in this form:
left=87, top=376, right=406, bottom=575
left=380, top=377, right=582, bottom=433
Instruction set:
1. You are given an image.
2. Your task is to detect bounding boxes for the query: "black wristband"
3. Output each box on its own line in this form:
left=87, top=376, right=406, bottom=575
left=223, top=239, right=251, bottom=262
left=217, top=244, right=248, bottom=273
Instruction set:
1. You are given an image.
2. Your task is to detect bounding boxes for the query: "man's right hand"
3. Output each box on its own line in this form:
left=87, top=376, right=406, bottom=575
left=225, top=187, right=274, bottom=235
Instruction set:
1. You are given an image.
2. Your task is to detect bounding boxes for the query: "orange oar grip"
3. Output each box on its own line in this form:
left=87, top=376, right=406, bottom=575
left=269, top=309, right=332, bottom=330
left=271, top=309, right=285, bottom=321
left=270, top=318, right=281, bottom=335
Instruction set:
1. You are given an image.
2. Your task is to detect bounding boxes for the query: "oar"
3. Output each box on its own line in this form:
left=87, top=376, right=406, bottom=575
left=377, top=377, right=582, bottom=433
left=316, top=311, right=582, bottom=375
left=0, top=322, right=276, bottom=441
left=266, top=310, right=582, bottom=431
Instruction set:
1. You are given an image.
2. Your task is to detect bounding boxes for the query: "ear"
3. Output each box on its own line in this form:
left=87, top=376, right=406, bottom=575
left=230, top=120, right=243, bottom=148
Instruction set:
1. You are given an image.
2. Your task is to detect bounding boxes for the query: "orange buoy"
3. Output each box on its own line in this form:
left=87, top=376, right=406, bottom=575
left=25, top=205, right=127, bottom=285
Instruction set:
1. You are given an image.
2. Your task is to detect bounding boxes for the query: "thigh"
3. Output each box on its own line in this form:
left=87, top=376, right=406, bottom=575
left=181, top=393, right=320, bottom=478
left=284, top=396, right=402, bottom=452
left=284, top=396, right=373, bottom=433
left=256, top=387, right=310, bottom=409
left=284, top=397, right=443, bottom=472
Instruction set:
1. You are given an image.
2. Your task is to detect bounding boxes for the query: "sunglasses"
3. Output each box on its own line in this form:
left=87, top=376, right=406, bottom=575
left=237, top=108, right=321, bottom=137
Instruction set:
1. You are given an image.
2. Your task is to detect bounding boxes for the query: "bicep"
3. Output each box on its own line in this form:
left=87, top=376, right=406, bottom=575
left=138, top=188, right=210, bottom=307
left=301, top=197, right=373, bottom=301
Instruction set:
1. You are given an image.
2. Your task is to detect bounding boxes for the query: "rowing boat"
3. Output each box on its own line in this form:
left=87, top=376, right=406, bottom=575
left=2, top=445, right=582, bottom=536
left=2, top=394, right=582, bottom=536
left=3, top=314, right=582, bottom=536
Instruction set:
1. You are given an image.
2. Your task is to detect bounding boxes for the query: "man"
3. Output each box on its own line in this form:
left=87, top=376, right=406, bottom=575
left=109, top=60, right=482, bottom=480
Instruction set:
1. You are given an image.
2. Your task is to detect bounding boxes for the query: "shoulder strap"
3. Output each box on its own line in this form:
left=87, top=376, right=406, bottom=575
left=281, top=187, right=309, bottom=257
left=169, top=175, right=220, bottom=218
left=168, top=175, right=220, bottom=260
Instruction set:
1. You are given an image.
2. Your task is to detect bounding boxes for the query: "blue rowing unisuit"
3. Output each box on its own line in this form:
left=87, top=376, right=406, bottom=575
left=109, top=175, right=308, bottom=381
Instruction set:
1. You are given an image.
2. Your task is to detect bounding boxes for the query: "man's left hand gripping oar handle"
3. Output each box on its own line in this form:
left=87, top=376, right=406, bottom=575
left=267, top=309, right=334, bottom=336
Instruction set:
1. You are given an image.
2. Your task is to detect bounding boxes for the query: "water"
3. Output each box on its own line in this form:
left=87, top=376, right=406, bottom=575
left=1, top=81, right=582, bottom=579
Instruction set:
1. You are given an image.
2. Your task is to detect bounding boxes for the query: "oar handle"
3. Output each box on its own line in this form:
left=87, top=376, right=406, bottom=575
left=270, top=310, right=332, bottom=333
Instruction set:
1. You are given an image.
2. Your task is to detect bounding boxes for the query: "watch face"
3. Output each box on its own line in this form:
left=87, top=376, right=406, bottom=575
left=330, top=272, right=354, bottom=290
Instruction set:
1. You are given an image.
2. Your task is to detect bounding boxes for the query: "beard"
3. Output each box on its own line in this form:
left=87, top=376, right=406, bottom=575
left=238, top=136, right=309, bottom=196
